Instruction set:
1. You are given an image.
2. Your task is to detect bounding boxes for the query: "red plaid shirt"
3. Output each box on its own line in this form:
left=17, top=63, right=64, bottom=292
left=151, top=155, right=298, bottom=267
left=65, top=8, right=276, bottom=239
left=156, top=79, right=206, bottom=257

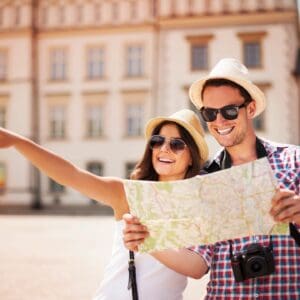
left=191, top=138, right=300, bottom=299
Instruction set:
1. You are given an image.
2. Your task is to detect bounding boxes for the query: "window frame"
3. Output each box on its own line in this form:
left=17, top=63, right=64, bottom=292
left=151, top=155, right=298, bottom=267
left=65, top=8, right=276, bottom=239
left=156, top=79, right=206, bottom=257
left=49, top=104, right=66, bottom=139
left=49, top=178, right=65, bottom=193
left=252, top=82, right=270, bottom=132
left=125, top=102, right=144, bottom=137
left=238, top=32, right=267, bottom=69
left=48, top=47, right=68, bottom=82
left=86, top=104, right=104, bottom=138
left=87, top=161, right=104, bottom=177
left=125, top=44, right=145, bottom=78
left=186, top=35, right=213, bottom=72
left=86, top=46, right=105, bottom=80
left=125, top=161, right=137, bottom=179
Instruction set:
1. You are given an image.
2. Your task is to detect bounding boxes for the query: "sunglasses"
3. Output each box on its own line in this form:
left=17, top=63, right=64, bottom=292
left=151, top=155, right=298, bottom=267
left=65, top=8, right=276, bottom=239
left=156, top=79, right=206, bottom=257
left=200, top=103, right=247, bottom=122
left=149, top=135, right=187, bottom=153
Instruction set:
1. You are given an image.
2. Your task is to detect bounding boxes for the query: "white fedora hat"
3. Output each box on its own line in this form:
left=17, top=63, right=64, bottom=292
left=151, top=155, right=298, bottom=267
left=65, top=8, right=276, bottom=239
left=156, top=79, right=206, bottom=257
left=189, top=58, right=266, bottom=117
left=145, top=109, right=209, bottom=165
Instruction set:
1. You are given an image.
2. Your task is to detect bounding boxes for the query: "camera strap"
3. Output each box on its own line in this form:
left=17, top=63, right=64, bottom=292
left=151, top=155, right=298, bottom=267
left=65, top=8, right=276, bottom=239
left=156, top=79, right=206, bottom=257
left=290, top=223, right=300, bottom=247
left=229, top=239, right=234, bottom=258
left=268, top=235, right=273, bottom=251
left=127, top=250, right=139, bottom=300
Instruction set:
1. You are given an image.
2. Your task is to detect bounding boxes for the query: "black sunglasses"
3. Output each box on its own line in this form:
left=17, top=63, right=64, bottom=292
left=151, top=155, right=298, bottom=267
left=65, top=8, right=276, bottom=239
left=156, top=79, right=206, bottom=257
left=200, top=103, right=248, bottom=122
left=149, top=135, right=187, bottom=153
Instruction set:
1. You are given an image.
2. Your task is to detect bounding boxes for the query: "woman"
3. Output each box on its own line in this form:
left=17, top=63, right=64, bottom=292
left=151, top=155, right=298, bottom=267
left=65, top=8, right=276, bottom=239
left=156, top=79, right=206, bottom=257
left=0, top=109, right=208, bottom=300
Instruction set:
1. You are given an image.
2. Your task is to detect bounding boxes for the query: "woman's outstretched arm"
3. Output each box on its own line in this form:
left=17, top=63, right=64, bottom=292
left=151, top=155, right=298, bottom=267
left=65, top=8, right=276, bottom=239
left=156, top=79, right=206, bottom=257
left=0, top=127, right=128, bottom=218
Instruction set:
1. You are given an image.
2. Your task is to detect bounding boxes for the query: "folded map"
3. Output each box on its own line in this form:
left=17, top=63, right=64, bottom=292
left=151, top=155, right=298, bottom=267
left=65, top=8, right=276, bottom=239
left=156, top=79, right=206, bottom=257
left=124, top=158, right=288, bottom=252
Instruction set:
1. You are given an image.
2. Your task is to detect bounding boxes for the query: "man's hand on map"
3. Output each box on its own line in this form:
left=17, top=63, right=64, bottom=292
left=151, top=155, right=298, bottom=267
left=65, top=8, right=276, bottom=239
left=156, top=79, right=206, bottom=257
left=270, top=188, right=300, bottom=225
left=122, top=213, right=149, bottom=251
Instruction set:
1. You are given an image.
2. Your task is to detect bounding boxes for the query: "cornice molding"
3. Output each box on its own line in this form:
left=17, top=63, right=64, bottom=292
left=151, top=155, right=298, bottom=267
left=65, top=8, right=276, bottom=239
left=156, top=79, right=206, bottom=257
left=0, top=28, right=31, bottom=38
left=38, top=23, right=156, bottom=38
left=0, top=10, right=296, bottom=37
left=158, top=11, right=297, bottom=29
left=81, top=90, right=109, bottom=96
left=44, top=92, right=71, bottom=98
left=120, top=88, right=150, bottom=94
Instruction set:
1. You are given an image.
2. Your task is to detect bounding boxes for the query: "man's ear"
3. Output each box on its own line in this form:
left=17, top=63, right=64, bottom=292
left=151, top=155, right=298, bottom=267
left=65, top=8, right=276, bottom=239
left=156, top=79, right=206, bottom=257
left=247, top=100, right=256, bottom=119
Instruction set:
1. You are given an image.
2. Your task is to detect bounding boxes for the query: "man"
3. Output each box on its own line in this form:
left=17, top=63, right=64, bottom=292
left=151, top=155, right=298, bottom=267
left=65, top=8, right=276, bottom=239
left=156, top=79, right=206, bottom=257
left=123, top=58, right=300, bottom=299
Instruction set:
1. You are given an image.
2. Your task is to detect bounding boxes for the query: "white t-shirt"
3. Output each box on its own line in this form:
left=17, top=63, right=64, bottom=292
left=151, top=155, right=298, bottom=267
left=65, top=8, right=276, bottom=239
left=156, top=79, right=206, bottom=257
left=93, top=220, right=187, bottom=300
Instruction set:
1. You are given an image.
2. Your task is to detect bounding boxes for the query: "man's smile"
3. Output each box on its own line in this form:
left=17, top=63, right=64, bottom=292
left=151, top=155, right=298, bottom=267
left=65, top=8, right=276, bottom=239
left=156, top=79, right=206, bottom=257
left=215, top=126, right=234, bottom=135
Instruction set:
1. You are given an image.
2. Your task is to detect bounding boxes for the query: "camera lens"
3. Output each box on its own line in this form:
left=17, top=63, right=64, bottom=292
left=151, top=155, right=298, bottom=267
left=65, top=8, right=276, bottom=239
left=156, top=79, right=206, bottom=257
left=251, top=261, right=262, bottom=273
left=246, top=257, right=266, bottom=276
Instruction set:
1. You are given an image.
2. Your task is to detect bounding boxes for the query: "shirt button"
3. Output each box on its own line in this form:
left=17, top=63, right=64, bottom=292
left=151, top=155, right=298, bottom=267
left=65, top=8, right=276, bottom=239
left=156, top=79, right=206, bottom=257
left=254, top=293, right=259, bottom=298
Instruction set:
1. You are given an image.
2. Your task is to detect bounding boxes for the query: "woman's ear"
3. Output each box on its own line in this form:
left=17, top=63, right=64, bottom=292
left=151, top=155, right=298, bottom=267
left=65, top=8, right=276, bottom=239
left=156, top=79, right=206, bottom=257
left=247, top=100, right=257, bottom=119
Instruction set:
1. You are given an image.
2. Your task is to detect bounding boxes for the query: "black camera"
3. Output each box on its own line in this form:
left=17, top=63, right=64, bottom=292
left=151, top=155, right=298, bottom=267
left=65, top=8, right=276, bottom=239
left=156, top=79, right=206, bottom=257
left=230, top=243, right=275, bottom=282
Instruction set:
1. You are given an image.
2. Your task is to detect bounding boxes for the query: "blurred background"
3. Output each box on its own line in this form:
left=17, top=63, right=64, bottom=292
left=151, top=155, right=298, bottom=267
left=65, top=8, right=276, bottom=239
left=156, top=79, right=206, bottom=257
left=0, top=1, right=299, bottom=299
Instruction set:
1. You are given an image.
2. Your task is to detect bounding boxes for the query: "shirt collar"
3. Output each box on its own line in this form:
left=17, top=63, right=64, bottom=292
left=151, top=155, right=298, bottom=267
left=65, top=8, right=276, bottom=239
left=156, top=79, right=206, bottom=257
left=207, top=137, right=274, bottom=171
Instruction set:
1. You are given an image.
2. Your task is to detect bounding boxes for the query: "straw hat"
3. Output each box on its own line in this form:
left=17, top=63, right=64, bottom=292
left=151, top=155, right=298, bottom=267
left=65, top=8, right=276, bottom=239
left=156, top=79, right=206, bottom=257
left=189, top=58, right=266, bottom=117
left=145, top=109, right=209, bottom=164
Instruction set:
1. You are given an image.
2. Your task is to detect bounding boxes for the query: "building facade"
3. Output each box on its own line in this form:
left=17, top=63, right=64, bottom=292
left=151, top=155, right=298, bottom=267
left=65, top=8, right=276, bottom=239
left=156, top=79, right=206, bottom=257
left=0, top=0, right=299, bottom=207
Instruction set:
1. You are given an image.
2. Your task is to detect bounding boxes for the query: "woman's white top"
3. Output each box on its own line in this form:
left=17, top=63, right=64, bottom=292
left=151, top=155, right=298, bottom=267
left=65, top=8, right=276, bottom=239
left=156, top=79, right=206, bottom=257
left=93, top=220, right=187, bottom=300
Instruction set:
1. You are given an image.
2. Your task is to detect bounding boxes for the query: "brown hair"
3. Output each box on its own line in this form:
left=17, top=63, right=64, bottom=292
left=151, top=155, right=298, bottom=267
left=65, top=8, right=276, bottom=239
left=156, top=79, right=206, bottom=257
left=130, top=121, right=202, bottom=181
left=202, top=78, right=253, bottom=104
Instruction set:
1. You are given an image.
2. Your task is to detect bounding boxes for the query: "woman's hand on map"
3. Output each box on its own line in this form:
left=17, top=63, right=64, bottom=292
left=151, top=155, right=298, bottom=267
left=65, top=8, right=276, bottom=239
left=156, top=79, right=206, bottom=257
left=270, top=188, right=300, bottom=225
left=122, top=213, right=149, bottom=251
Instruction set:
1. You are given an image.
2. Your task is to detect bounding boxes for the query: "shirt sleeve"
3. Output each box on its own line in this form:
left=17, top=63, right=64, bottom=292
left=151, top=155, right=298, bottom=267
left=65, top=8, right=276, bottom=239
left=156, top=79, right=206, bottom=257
left=188, top=243, right=214, bottom=268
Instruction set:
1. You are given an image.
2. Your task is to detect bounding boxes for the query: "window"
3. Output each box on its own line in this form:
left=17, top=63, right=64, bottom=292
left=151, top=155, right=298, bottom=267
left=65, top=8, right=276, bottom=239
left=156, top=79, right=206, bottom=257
left=49, top=105, right=66, bottom=138
left=0, top=163, right=5, bottom=192
left=49, top=48, right=67, bottom=81
left=253, top=112, right=265, bottom=131
left=244, top=42, right=261, bottom=68
left=126, top=45, right=144, bottom=77
left=49, top=178, right=65, bottom=193
left=0, top=106, right=6, bottom=127
left=87, top=162, right=104, bottom=203
left=191, top=44, right=208, bottom=70
left=189, top=102, right=208, bottom=132
left=238, top=32, right=266, bottom=69
left=125, top=103, right=143, bottom=136
left=86, top=104, right=103, bottom=137
left=186, top=35, right=213, bottom=71
left=0, top=50, right=7, bottom=81
left=125, top=162, right=137, bottom=179
left=87, top=162, right=103, bottom=177
left=87, top=47, right=105, bottom=79
left=252, top=83, right=269, bottom=131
